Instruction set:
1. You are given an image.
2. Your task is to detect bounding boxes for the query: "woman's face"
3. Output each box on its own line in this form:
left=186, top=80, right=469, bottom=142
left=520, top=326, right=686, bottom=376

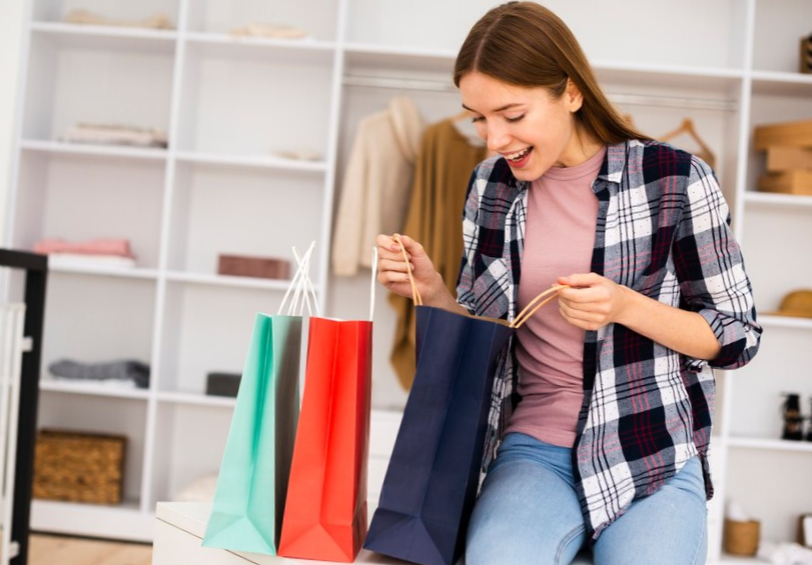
left=459, top=71, right=592, bottom=181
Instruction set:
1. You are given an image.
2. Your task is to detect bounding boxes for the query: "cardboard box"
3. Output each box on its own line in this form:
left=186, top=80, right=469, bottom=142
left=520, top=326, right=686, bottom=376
left=758, top=170, right=812, bottom=195
left=754, top=119, right=812, bottom=150
left=766, top=146, right=812, bottom=172
left=801, top=36, right=812, bottom=74
left=217, top=254, right=291, bottom=280
left=34, top=429, right=126, bottom=505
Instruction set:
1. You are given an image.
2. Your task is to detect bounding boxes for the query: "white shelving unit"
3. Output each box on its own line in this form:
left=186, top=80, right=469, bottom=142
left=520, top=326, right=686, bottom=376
left=5, top=0, right=811, bottom=561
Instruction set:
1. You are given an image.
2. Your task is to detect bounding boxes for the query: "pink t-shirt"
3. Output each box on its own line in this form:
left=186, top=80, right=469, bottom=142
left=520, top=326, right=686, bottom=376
left=505, top=147, right=605, bottom=448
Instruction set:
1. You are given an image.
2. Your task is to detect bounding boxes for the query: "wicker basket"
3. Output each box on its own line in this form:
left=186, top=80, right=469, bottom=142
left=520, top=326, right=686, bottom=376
left=33, top=429, right=126, bottom=505
left=723, top=518, right=760, bottom=556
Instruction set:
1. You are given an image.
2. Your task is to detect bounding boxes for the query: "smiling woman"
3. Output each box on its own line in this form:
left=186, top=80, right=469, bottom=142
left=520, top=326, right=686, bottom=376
left=375, top=2, right=761, bottom=564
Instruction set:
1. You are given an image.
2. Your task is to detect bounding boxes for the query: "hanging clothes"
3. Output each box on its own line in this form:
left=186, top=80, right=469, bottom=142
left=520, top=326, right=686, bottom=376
left=388, top=118, right=488, bottom=389
left=331, top=96, right=425, bottom=276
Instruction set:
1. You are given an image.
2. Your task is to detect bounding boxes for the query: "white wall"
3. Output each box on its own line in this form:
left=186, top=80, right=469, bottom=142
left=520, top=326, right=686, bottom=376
left=0, top=0, right=28, bottom=247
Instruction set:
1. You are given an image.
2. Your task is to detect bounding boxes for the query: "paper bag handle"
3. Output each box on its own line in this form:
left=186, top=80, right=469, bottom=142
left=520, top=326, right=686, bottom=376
left=509, top=285, right=567, bottom=329
left=291, top=244, right=320, bottom=316
left=369, top=247, right=378, bottom=321
left=278, top=241, right=318, bottom=316
left=393, top=234, right=564, bottom=325
left=393, top=235, right=423, bottom=306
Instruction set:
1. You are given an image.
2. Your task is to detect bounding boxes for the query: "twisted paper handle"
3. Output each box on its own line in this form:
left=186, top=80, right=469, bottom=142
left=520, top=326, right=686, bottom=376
left=510, top=284, right=567, bottom=328
left=393, top=235, right=423, bottom=306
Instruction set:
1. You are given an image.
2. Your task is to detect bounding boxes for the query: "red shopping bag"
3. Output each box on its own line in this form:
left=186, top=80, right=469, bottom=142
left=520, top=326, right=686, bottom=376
left=277, top=251, right=376, bottom=562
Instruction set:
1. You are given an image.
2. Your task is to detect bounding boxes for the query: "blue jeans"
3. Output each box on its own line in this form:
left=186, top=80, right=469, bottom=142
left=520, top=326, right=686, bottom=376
left=466, top=433, right=708, bottom=565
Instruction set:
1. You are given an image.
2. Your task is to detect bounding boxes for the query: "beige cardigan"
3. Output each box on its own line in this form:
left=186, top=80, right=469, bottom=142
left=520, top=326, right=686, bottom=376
left=331, top=97, right=425, bottom=276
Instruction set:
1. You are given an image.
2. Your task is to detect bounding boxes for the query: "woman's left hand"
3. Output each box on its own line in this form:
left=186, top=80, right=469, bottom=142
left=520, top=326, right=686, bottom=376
left=556, top=273, right=631, bottom=331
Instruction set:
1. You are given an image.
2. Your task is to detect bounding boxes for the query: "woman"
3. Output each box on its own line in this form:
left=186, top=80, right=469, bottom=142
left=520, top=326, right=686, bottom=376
left=376, top=2, right=762, bottom=564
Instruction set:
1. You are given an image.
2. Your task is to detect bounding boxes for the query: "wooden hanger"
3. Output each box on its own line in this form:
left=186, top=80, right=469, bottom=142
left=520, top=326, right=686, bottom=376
left=659, top=117, right=716, bottom=168
left=659, top=118, right=713, bottom=158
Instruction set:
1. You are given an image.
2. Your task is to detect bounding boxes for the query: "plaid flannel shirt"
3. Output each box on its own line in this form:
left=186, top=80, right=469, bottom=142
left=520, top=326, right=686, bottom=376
left=456, top=139, right=762, bottom=539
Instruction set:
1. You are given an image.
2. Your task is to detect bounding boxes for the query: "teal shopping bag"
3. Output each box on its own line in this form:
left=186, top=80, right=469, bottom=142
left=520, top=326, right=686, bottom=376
left=202, top=244, right=317, bottom=555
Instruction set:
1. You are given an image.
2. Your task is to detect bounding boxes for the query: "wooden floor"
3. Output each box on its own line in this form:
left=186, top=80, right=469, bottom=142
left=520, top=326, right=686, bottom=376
left=28, top=534, right=152, bottom=565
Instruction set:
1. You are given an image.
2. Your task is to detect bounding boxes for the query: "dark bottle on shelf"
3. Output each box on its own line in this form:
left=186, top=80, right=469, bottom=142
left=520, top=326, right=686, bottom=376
left=782, top=393, right=803, bottom=441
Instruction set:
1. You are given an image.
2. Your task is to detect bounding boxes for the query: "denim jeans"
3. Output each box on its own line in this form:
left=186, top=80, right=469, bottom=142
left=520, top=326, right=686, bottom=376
left=465, top=432, right=708, bottom=565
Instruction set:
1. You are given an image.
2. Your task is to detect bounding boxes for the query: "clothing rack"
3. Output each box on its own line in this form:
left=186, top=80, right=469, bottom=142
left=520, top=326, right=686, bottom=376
left=342, top=74, right=738, bottom=112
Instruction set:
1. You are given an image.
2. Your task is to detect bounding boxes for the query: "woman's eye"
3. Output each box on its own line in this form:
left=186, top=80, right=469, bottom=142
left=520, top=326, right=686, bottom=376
left=470, top=116, right=484, bottom=123
left=505, top=114, right=525, bottom=123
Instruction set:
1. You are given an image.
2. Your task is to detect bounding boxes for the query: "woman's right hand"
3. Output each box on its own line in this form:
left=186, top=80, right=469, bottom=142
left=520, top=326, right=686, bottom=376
left=376, top=234, right=444, bottom=304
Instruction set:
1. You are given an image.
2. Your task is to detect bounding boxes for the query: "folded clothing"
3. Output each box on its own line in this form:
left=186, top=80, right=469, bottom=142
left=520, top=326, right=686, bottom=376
left=65, top=9, right=174, bottom=29
left=34, top=238, right=134, bottom=258
left=61, top=122, right=168, bottom=148
left=49, top=359, right=150, bottom=389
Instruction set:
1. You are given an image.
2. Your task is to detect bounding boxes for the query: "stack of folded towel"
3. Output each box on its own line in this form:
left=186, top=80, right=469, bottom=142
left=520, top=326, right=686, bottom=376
left=34, top=238, right=137, bottom=269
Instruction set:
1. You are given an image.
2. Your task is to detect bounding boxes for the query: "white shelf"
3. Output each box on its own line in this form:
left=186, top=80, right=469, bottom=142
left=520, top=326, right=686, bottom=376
left=717, top=555, right=761, bottom=564
left=30, top=21, right=177, bottom=54
left=49, top=264, right=160, bottom=280
left=186, top=30, right=335, bottom=51
left=20, top=139, right=168, bottom=161
left=164, top=271, right=301, bottom=291
left=743, top=192, right=812, bottom=208
left=728, top=437, right=812, bottom=454
left=184, top=31, right=335, bottom=64
left=757, top=314, right=812, bottom=330
left=157, top=390, right=236, bottom=408
left=39, top=378, right=151, bottom=400
left=31, top=499, right=153, bottom=542
left=175, top=151, right=327, bottom=173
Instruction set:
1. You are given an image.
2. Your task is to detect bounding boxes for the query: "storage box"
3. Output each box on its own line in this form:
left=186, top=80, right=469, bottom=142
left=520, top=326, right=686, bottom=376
left=758, top=170, right=812, bottom=195
left=33, top=429, right=126, bottom=505
left=217, top=254, right=291, bottom=280
left=801, top=36, right=812, bottom=74
left=754, top=119, right=812, bottom=150
left=205, top=371, right=242, bottom=397
left=766, top=146, right=812, bottom=172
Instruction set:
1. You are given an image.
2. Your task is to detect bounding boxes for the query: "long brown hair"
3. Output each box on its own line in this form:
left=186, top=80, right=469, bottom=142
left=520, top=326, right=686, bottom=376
left=453, top=2, right=650, bottom=144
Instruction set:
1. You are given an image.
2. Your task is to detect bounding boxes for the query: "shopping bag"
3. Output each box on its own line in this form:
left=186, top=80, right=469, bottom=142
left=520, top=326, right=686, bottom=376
left=202, top=244, right=317, bottom=555
left=277, top=250, right=378, bottom=562
left=364, top=238, right=562, bottom=565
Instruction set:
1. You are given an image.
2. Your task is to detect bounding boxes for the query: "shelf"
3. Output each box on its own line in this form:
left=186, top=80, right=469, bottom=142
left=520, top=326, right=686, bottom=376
left=744, top=192, right=812, bottom=209
left=49, top=263, right=160, bottom=280
left=758, top=314, right=812, bottom=330
left=342, top=46, right=744, bottom=101
left=31, top=499, right=153, bottom=542
left=344, top=43, right=457, bottom=75
left=39, top=377, right=150, bottom=400
left=717, top=555, right=760, bottom=564
left=185, top=31, right=335, bottom=64
left=728, top=437, right=812, bottom=454
left=593, top=59, right=744, bottom=93
left=157, top=390, right=236, bottom=408
left=751, top=71, right=812, bottom=97
left=30, top=21, right=177, bottom=54
left=165, top=271, right=302, bottom=291
left=175, top=151, right=327, bottom=173
left=20, top=139, right=168, bottom=161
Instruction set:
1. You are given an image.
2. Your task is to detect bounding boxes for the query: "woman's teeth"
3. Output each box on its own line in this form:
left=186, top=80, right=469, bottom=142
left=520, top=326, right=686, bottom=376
left=507, top=147, right=530, bottom=162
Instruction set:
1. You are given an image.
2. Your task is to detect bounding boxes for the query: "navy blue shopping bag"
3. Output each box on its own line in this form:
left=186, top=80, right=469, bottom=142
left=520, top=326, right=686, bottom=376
left=364, top=237, right=563, bottom=565
left=364, top=305, right=513, bottom=565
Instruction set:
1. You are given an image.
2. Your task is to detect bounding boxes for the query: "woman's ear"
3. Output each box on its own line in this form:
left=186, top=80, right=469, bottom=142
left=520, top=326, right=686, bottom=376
left=566, top=79, right=584, bottom=113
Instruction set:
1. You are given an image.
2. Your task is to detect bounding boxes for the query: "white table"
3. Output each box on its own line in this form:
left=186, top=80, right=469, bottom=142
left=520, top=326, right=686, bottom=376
left=152, top=501, right=594, bottom=565
left=153, top=501, right=407, bottom=565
